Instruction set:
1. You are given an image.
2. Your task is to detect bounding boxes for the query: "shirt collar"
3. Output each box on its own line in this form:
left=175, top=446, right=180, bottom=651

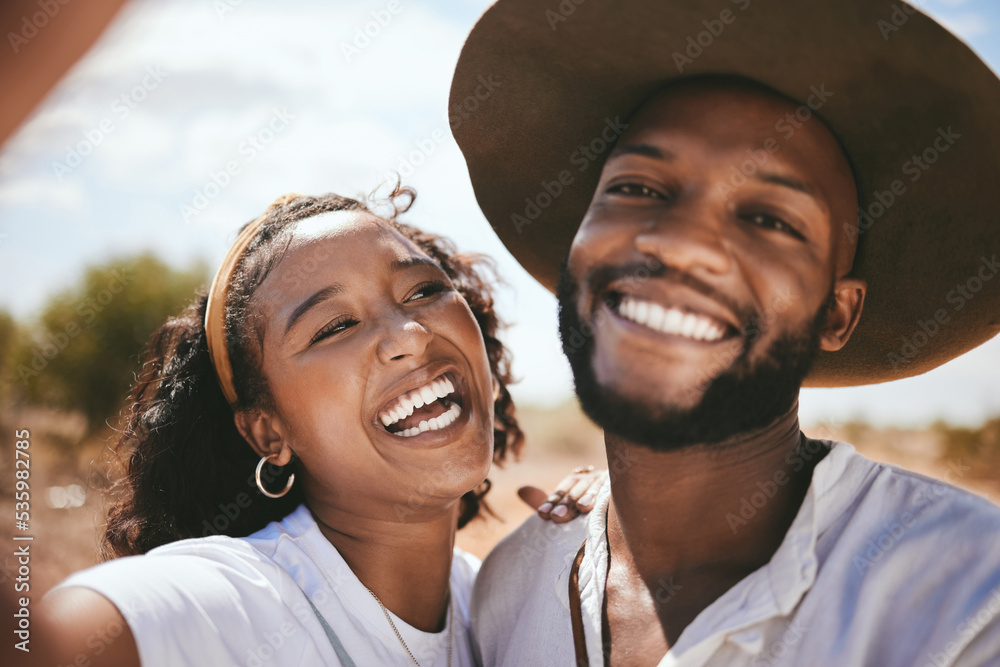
left=581, top=440, right=880, bottom=659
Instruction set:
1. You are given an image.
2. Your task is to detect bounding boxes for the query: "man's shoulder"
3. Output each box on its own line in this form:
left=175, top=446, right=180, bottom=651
left=472, top=515, right=591, bottom=649
left=855, top=455, right=1000, bottom=542
left=477, top=510, right=590, bottom=598
left=471, top=511, right=592, bottom=664
left=811, top=451, right=1000, bottom=664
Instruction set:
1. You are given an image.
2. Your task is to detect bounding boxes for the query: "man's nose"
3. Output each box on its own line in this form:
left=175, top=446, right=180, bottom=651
left=634, top=197, right=732, bottom=276
left=375, top=311, right=433, bottom=364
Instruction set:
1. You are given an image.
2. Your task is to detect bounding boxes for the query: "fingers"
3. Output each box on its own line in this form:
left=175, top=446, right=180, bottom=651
left=537, top=467, right=610, bottom=523
left=517, top=485, right=548, bottom=510
left=575, top=470, right=609, bottom=512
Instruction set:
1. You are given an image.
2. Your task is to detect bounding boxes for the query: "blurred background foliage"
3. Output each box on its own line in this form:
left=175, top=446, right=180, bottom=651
left=1, top=253, right=208, bottom=430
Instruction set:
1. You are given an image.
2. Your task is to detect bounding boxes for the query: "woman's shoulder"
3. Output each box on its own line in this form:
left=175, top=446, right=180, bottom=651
left=48, top=511, right=331, bottom=667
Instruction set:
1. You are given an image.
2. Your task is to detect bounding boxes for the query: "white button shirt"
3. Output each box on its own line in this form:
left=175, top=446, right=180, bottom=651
left=471, top=441, right=1000, bottom=666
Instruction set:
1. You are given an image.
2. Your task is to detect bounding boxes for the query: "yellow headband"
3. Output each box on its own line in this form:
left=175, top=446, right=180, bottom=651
left=205, top=194, right=302, bottom=407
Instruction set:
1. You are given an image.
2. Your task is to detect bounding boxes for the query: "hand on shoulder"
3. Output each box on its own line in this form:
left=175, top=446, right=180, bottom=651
left=519, top=465, right=608, bottom=524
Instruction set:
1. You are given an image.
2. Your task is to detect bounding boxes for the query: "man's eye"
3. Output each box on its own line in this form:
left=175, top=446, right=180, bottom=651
left=407, top=281, right=449, bottom=302
left=742, top=212, right=805, bottom=240
left=607, top=183, right=665, bottom=199
left=310, top=317, right=357, bottom=344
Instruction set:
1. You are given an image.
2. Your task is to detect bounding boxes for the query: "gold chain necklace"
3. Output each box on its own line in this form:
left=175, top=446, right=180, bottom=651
left=365, top=586, right=453, bottom=667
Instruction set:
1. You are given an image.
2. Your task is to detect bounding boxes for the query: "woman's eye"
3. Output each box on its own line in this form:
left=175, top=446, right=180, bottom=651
left=310, top=317, right=357, bottom=345
left=742, top=212, right=805, bottom=241
left=608, top=183, right=665, bottom=199
left=406, top=281, right=450, bottom=302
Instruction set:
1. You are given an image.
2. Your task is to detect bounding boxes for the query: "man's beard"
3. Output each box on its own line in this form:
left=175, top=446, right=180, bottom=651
left=557, top=260, right=830, bottom=452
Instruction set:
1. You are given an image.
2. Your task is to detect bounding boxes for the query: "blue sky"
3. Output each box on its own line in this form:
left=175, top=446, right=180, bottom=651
left=1, top=0, right=999, bottom=426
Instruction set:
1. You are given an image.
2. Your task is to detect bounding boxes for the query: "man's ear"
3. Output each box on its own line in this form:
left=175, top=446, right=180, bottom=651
left=819, top=276, right=866, bottom=352
left=233, top=409, right=293, bottom=466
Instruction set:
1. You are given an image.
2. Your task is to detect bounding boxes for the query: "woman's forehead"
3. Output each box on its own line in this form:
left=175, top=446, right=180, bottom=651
left=292, top=209, right=389, bottom=241
left=265, top=210, right=432, bottom=290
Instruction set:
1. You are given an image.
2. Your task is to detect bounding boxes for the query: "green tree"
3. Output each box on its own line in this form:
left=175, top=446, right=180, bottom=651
left=11, top=253, right=208, bottom=428
left=0, top=310, right=18, bottom=407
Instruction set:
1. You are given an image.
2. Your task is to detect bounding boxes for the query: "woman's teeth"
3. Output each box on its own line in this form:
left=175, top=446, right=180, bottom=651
left=617, top=295, right=727, bottom=342
left=396, top=402, right=463, bottom=437
left=378, top=375, right=458, bottom=433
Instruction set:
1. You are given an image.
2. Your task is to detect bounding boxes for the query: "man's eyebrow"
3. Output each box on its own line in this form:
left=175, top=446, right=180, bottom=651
left=285, top=284, right=343, bottom=336
left=607, top=143, right=674, bottom=161
left=756, top=172, right=817, bottom=197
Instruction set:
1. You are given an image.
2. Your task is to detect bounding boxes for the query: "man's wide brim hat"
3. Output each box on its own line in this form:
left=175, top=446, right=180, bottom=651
left=449, top=0, right=1000, bottom=387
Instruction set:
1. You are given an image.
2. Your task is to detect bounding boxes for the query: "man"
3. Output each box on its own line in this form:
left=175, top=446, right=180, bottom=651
left=450, top=0, right=1000, bottom=665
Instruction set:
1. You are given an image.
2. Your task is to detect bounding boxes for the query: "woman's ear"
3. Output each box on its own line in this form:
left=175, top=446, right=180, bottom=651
left=233, top=410, right=293, bottom=466
left=819, top=276, right=866, bottom=352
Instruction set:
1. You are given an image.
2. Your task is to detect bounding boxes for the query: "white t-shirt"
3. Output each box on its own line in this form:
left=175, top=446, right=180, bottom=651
left=56, top=504, right=480, bottom=666
left=472, top=440, right=1000, bottom=667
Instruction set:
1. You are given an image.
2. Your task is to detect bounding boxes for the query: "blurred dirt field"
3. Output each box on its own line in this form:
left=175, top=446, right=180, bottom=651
left=1, top=401, right=998, bottom=599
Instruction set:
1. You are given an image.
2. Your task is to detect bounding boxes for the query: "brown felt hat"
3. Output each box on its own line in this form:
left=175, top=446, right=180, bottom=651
left=449, top=0, right=1000, bottom=387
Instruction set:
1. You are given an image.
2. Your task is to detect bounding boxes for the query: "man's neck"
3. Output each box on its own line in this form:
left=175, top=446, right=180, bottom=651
left=605, top=404, right=821, bottom=579
left=599, top=402, right=829, bottom=661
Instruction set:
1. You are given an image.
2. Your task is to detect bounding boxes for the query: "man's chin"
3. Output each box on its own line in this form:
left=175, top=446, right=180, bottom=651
left=574, top=373, right=801, bottom=451
left=568, top=328, right=820, bottom=451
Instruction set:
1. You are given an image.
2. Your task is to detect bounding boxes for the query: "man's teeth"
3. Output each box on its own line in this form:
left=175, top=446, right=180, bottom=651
left=617, top=296, right=726, bottom=342
left=396, top=403, right=463, bottom=438
left=379, top=376, right=457, bottom=428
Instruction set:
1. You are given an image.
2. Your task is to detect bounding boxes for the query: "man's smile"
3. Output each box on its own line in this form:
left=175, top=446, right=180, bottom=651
left=593, top=273, right=747, bottom=351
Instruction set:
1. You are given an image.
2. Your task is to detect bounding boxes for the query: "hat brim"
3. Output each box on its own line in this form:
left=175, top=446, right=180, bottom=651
left=450, top=0, right=1000, bottom=387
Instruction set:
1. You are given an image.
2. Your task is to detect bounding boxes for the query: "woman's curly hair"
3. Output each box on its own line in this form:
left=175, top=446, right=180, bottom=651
left=102, top=185, right=523, bottom=559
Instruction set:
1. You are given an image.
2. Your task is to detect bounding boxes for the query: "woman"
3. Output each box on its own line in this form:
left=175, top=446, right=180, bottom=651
left=38, top=186, right=604, bottom=666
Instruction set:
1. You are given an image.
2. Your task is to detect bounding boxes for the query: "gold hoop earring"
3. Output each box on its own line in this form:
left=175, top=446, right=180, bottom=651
left=256, top=452, right=295, bottom=499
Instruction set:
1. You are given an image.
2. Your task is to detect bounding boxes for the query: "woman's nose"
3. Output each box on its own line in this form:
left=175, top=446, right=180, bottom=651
left=375, top=312, right=433, bottom=364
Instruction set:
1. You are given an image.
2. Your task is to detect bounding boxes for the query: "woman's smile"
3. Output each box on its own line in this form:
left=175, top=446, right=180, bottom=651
left=377, top=370, right=469, bottom=438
